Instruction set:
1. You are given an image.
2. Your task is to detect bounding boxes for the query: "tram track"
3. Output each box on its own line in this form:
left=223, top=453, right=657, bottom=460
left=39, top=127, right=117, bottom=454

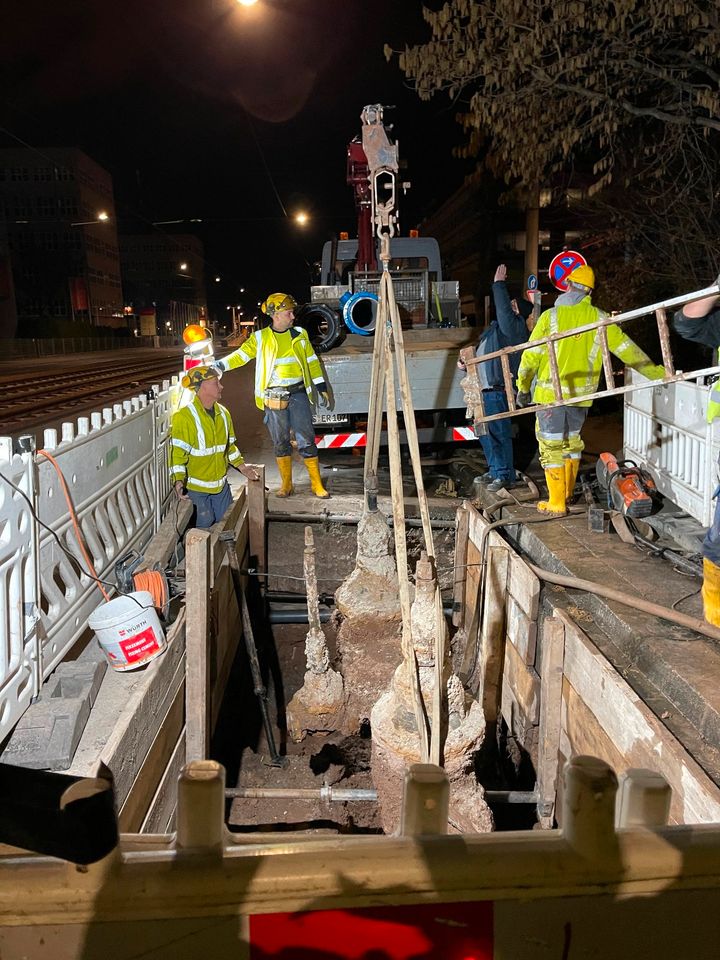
left=0, top=355, right=182, bottom=436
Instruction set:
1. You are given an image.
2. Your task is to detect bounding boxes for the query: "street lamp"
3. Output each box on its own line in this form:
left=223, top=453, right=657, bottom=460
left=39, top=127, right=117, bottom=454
left=70, top=211, right=111, bottom=227
left=294, top=211, right=309, bottom=227
left=215, top=276, right=221, bottom=282
left=179, top=262, right=188, bottom=272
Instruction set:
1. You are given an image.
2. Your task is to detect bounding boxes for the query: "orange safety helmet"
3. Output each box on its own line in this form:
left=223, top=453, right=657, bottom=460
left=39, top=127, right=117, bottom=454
left=261, top=293, right=297, bottom=316
left=182, top=323, right=212, bottom=345
left=181, top=365, right=221, bottom=391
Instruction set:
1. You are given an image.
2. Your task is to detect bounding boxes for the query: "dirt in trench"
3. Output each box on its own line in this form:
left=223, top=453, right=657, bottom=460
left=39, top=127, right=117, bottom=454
left=222, top=619, right=384, bottom=834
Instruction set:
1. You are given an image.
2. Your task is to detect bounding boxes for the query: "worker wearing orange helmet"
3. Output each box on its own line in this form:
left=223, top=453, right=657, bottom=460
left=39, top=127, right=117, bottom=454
left=516, top=264, right=664, bottom=516
left=214, top=292, right=331, bottom=499
left=170, top=366, right=259, bottom=528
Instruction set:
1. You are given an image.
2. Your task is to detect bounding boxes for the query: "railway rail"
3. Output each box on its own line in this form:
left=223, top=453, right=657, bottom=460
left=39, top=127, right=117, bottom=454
left=0, top=355, right=182, bottom=435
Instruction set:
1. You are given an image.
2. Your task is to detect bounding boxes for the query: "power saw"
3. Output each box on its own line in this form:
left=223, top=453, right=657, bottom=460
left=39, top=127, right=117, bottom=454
left=595, top=452, right=657, bottom=518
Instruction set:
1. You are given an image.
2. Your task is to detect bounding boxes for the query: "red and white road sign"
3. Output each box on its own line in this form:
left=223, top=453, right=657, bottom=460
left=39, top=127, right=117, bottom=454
left=548, top=250, right=587, bottom=291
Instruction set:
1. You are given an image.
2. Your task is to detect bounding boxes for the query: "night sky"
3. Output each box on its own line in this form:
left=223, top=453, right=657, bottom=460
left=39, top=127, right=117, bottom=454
left=1, top=0, right=471, bottom=314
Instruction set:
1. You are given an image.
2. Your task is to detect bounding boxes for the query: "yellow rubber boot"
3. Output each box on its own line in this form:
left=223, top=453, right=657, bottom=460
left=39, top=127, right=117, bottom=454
left=565, top=458, right=580, bottom=500
left=702, top=558, right=720, bottom=627
left=537, top=467, right=567, bottom=515
left=304, top=456, right=330, bottom=499
left=275, top=456, right=294, bottom=498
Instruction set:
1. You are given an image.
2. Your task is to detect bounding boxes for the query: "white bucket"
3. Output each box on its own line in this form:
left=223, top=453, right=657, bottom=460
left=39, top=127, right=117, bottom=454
left=88, top=591, right=167, bottom=672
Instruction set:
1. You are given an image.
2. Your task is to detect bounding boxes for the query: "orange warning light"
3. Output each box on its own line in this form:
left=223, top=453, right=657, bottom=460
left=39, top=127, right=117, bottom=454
left=409, top=229, right=419, bottom=238
left=339, top=231, right=349, bottom=241
left=182, top=323, right=211, bottom=345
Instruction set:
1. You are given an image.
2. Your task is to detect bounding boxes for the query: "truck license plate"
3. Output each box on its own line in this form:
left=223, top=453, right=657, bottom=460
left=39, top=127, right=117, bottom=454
left=313, top=413, right=349, bottom=425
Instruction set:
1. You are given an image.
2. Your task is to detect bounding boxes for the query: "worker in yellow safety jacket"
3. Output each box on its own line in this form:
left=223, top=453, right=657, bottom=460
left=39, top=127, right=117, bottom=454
left=170, top=366, right=259, bottom=529
left=674, top=289, right=720, bottom=626
left=516, top=264, right=664, bottom=516
left=215, top=292, right=331, bottom=499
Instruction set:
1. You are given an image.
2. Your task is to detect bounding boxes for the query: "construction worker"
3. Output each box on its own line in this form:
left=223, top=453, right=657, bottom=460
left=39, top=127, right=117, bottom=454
left=458, top=264, right=534, bottom=493
left=215, top=292, right=331, bottom=499
left=674, top=290, right=720, bottom=626
left=516, top=264, right=664, bottom=516
left=170, top=366, right=259, bottom=529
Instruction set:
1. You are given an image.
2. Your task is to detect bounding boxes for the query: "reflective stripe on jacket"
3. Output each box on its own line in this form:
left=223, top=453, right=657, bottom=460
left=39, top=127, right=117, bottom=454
left=220, top=326, right=325, bottom=410
left=516, top=297, right=660, bottom=406
left=170, top=396, right=244, bottom=494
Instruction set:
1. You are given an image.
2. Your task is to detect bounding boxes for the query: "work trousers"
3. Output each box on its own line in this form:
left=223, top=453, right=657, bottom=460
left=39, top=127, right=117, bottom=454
left=264, top=390, right=318, bottom=459
left=478, top=388, right=515, bottom=483
left=188, top=481, right=233, bottom=530
left=535, top=406, right=588, bottom=469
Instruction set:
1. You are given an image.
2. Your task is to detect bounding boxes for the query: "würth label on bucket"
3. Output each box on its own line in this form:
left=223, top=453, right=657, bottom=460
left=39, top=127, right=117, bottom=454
left=88, top=590, right=167, bottom=672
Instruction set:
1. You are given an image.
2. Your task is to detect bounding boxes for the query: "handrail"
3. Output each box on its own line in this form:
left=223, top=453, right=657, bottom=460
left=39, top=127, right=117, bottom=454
left=462, top=280, right=720, bottom=425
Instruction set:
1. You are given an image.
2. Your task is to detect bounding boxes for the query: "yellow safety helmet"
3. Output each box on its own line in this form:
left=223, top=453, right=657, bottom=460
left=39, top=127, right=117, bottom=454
left=261, top=292, right=297, bottom=316
left=181, top=365, right=220, bottom=391
left=567, top=264, right=595, bottom=290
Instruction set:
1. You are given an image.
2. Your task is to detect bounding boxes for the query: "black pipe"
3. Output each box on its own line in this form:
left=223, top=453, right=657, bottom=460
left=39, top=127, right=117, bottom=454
left=268, top=608, right=332, bottom=624
left=268, top=513, right=456, bottom=529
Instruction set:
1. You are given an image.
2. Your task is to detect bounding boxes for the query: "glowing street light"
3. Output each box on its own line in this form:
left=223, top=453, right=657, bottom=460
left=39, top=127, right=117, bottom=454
left=179, top=262, right=188, bottom=271
left=70, top=211, right=111, bottom=227
left=236, top=0, right=258, bottom=6
left=215, top=276, right=221, bottom=282
left=294, top=211, right=309, bottom=227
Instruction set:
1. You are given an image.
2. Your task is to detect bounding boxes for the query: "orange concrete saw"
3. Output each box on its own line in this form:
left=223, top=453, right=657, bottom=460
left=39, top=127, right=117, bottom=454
left=595, top=452, right=657, bottom=518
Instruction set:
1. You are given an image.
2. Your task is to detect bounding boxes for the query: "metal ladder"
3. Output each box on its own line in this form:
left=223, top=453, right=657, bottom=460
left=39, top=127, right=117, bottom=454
left=460, top=281, right=720, bottom=430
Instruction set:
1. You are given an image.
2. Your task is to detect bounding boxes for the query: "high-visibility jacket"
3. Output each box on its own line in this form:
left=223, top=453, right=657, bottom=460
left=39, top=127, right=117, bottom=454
left=516, top=297, right=663, bottom=406
left=219, top=326, right=326, bottom=410
left=170, top=396, right=244, bottom=494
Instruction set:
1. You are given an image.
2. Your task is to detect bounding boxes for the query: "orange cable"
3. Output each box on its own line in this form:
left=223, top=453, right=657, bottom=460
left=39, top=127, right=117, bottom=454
left=132, top=569, right=169, bottom=613
left=37, top=449, right=112, bottom=602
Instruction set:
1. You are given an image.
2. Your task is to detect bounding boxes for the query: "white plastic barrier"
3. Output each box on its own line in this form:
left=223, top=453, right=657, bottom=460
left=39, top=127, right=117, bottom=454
left=0, top=378, right=182, bottom=744
left=624, top=369, right=720, bottom=526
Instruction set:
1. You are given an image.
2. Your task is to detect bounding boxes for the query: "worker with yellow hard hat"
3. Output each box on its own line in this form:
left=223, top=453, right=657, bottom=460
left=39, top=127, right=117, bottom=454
left=170, top=366, right=259, bottom=528
left=516, top=263, right=665, bottom=516
left=674, top=287, right=720, bottom=626
left=214, top=292, right=332, bottom=499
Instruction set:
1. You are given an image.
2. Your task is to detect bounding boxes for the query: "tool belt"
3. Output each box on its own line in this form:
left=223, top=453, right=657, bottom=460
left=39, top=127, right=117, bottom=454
left=264, top=382, right=304, bottom=409
left=264, top=387, right=291, bottom=410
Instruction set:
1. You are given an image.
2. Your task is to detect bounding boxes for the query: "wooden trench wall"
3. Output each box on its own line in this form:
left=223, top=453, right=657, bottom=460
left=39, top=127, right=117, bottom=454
left=453, top=502, right=720, bottom=826
left=112, top=470, right=263, bottom=834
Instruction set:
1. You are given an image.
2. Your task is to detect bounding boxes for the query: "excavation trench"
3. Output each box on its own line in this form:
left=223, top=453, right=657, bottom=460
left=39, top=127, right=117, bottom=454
left=216, top=507, right=510, bottom=836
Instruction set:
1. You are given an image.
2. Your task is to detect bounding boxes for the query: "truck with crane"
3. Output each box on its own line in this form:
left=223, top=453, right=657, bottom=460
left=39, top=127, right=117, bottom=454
left=296, top=105, right=476, bottom=450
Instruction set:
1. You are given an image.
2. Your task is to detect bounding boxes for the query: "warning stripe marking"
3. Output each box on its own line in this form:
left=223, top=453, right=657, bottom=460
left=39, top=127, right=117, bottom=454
left=315, top=433, right=367, bottom=449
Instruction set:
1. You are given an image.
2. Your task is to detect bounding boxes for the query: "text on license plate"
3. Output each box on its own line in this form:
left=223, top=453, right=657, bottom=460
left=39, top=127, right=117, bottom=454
left=312, top=413, right=350, bottom=425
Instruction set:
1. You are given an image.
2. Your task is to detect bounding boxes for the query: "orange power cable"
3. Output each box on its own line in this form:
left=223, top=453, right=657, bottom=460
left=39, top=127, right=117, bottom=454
left=37, top=449, right=112, bottom=603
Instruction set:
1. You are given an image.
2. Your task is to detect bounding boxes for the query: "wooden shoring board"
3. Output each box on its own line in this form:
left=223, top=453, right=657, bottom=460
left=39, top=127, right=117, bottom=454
left=536, top=616, right=565, bottom=829
left=451, top=504, right=470, bottom=628
left=555, top=608, right=720, bottom=825
left=478, top=545, right=511, bottom=725
left=507, top=553, right=540, bottom=623
left=506, top=594, right=538, bottom=666
left=95, top=610, right=186, bottom=805
left=209, top=493, right=249, bottom=730
left=141, top=730, right=186, bottom=834
left=118, top=657, right=185, bottom=832
left=185, top=529, right=211, bottom=763
left=246, top=464, right=266, bottom=577
left=502, top=640, right=540, bottom=726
